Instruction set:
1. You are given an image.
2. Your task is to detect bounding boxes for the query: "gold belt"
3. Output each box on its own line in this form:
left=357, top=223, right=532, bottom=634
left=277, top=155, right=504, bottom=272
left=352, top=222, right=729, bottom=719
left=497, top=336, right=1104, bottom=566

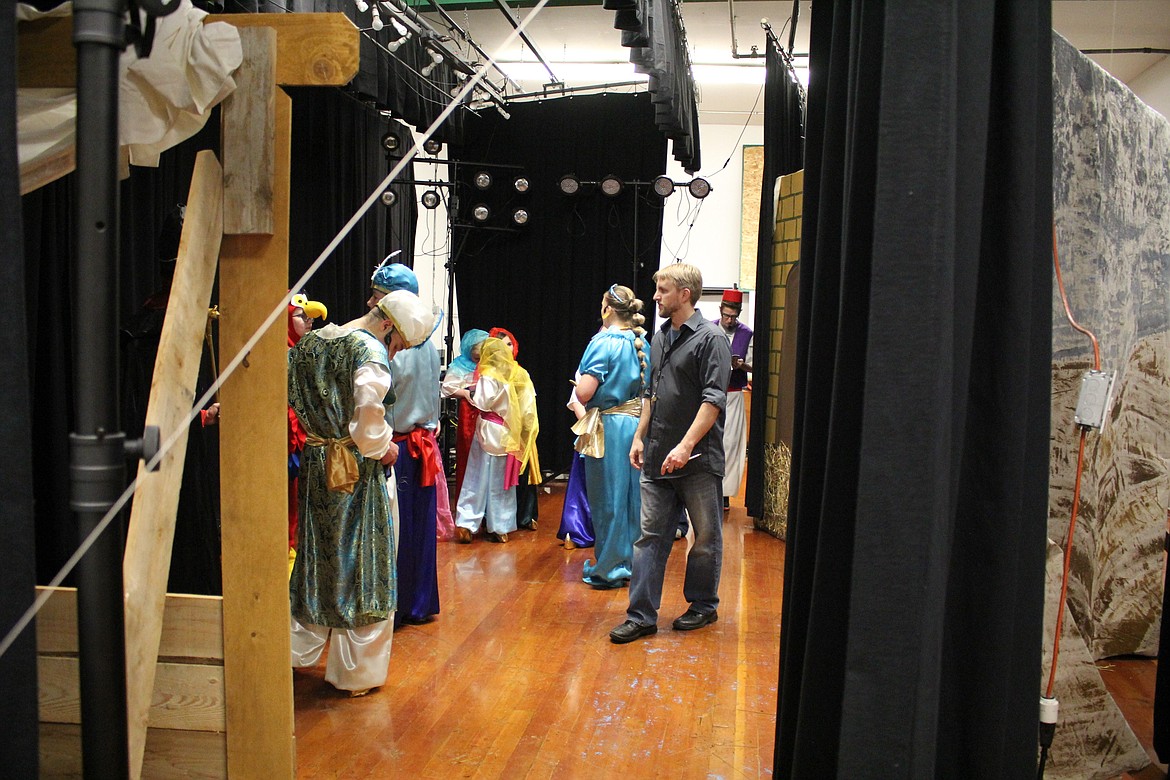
left=571, top=398, right=642, bottom=458
left=304, top=433, right=359, bottom=494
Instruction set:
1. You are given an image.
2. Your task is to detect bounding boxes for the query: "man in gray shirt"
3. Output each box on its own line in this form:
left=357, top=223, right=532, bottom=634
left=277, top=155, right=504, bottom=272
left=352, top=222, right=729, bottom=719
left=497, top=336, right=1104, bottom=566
left=610, top=263, right=731, bottom=644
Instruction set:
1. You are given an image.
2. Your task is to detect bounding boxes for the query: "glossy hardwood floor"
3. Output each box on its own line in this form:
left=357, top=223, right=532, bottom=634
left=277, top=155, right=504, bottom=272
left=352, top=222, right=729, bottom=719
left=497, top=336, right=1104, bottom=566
left=293, top=484, right=785, bottom=778
left=292, top=482, right=1169, bottom=779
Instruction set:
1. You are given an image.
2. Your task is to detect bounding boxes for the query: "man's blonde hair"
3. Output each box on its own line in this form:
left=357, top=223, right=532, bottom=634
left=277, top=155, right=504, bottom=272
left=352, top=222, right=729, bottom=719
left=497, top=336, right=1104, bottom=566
left=653, top=262, right=703, bottom=305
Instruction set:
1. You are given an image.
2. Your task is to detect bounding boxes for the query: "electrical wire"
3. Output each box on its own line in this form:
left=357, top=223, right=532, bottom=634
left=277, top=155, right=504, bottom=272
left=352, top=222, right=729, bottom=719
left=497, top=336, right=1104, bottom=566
left=1038, top=222, right=1103, bottom=777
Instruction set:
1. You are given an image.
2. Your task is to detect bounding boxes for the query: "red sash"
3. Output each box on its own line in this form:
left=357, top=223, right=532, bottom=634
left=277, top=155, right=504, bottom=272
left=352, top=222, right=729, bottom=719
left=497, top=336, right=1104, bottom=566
left=392, top=427, right=440, bottom=487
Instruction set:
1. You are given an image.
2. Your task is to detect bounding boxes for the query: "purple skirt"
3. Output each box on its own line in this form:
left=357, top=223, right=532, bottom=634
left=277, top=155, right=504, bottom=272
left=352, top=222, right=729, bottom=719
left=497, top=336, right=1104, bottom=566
left=557, top=452, right=594, bottom=547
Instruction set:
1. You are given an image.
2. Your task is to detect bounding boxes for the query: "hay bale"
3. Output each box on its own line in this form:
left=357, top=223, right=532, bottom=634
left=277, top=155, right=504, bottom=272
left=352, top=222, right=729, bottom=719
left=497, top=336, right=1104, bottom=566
left=756, top=441, right=791, bottom=539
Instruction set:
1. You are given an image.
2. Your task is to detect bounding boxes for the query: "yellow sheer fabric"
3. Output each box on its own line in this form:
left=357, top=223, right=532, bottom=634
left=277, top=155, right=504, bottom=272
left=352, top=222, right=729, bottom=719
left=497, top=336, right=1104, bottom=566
left=477, top=338, right=541, bottom=482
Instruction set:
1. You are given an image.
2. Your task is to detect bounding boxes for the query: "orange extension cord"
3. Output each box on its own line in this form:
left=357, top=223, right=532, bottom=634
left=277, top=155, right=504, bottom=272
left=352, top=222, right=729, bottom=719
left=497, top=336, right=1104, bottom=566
left=1045, top=222, right=1101, bottom=701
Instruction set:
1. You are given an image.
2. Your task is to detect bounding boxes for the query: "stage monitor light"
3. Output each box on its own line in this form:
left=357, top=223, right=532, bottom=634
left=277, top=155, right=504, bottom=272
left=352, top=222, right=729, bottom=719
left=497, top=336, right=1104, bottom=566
left=511, top=208, right=530, bottom=226
left=599, top=174, right=624, bottom=197
left=513, top=176, right=530, bottom=193
left=652, top=175, right=675, bottom=197
left=474, top=171, right=493, bottom=190
left=421, top=190, right=441, bottom=209
left=380, top=189, right=398, bottom=207
left=687, top=177, right=712, bottom=199
left=423, top=138, right=443, bottom=155
left=380, top=131, right=400, bottom=154
left=472, top=204, right=491, bottom=222
left=558, top=174, right=580, bottom=195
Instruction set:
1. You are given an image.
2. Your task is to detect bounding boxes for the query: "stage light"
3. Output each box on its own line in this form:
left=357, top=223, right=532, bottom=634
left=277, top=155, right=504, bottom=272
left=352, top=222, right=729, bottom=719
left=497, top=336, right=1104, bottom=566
left=380, top=131, right=400, bottom=153
left=472, top=204, right=491, bottom=222
left=386, top=35, right=407, bottom=53
left=511, top=208, right=530, bottom=226
left=390, top=16, right=408, bottom=37
left=420, top=61, right=436, bottom=78
left=474, top=171, right=493, bottom=190
left=370, top=5, right=383, bottom=31
left=423, top=138, right=443, bottom=155
left=421, top=190, right=441, bottom=209
left=652, top=175, right=675, bottom=197
left=355, top=0, right=368, bottom=12
left=513, top=176, right=530, bottom=193
left=380, top=189, right=398, bottom=207
left=558, top=174, right=580, bottom=195
left=599, top=174, right=624, bottom=197
left=687, top=178, right=712, bottom=199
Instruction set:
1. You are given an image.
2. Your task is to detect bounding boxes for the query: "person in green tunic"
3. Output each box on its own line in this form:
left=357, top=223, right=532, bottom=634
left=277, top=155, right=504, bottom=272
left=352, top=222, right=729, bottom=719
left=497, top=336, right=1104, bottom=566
left=288, top=289, right=436, bottom=695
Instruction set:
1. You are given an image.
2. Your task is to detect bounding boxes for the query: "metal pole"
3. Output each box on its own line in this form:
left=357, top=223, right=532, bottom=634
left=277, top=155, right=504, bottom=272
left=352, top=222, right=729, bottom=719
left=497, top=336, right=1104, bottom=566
left=71, top=0, right=129, bottom=776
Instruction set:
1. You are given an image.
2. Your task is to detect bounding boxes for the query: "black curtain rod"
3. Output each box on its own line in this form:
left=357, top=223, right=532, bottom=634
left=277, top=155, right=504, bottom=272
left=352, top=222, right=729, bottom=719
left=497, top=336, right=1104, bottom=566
left=1081, top=47, right=1170, bottom=55
left=505, top=79, right=646, bottom=101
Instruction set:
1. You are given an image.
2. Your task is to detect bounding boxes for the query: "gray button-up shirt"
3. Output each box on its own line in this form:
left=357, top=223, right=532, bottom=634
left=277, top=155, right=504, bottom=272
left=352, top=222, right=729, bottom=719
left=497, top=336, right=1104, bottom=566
left=642, top=309, right=732, bottom=479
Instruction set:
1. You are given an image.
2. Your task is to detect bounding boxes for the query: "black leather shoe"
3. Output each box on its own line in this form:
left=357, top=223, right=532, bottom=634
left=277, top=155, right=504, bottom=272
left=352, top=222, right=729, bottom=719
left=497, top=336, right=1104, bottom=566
left=609, top=620, right=657, bottom=644
left=672, top=608, right=718, bottom=631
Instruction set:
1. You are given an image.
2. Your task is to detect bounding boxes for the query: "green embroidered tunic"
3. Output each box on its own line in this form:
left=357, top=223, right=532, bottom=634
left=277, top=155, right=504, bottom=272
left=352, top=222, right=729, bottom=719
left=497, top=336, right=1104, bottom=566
left=288, top=327, right=397, bottom=629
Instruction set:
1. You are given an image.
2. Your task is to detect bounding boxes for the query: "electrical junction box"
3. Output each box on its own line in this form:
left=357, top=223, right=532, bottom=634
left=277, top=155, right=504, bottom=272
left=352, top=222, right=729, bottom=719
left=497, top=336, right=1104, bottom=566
left=1074, top=370, right=1115, bottom=430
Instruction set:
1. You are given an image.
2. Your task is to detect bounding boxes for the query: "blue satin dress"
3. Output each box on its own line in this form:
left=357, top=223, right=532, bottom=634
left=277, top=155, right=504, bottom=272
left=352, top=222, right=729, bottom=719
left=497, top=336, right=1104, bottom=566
left=578, top=327, right=645, bottom=588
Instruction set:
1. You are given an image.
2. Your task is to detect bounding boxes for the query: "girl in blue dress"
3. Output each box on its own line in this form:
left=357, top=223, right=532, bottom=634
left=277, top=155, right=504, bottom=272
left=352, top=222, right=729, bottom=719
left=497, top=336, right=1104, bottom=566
left=572, top=284, right=649, bottom=589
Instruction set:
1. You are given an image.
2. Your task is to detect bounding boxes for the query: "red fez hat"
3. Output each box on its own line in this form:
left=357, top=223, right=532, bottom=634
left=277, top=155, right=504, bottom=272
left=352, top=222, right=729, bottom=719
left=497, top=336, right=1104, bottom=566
left=721, top=288, right=744, bottom=309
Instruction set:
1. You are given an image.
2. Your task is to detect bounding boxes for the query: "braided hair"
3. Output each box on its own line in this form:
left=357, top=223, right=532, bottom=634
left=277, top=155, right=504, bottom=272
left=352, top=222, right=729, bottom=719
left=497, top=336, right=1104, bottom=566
left=604, top=284, right=648, bottom=391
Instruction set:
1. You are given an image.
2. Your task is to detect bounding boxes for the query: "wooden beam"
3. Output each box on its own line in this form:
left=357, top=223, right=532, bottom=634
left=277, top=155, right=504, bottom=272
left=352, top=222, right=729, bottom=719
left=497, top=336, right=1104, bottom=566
left=205, top=13, right=360, bottom=87
left=221, top=27, right=276, bottom=236
left=120, top=149, right=223, bottom=780
left=39, top=656, right=225, bottom=732
left=41, top=724, right=227, bottom=779
left=20, top=144, right=75, bottom=195
left=218, top=86, right=296, bottom=779
left=17, top=15, right=75, bottom=89
left=19, top=13, right=360, bottom=90
left=36, top=587, right=224, bottom=660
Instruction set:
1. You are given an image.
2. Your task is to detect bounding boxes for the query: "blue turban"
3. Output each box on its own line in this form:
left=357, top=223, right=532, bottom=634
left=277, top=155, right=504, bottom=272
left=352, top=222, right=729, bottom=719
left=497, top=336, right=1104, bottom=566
left=450, top=329, right=489, bottom=373
left=371, top=262, right=419, bottom=295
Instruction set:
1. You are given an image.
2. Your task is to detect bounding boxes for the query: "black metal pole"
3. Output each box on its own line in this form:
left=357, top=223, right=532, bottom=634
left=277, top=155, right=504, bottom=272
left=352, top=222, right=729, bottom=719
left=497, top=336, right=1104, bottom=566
left=71, top=0, right=129, bottom=777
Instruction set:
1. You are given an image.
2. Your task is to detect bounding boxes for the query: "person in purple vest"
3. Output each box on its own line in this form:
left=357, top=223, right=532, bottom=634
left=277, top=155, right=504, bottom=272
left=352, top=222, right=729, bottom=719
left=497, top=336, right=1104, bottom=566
left=715, top=288, right=753, bottom=511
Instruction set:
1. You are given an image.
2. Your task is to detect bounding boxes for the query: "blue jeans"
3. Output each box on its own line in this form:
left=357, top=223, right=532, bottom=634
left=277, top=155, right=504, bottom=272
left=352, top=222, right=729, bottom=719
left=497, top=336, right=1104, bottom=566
left=627, top=471, right=723, bottom=626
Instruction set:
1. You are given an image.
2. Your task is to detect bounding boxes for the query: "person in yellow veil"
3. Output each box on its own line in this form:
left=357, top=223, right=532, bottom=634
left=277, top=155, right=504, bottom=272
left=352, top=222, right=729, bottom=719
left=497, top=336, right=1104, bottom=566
left=451, top=337, right=540, bottom=543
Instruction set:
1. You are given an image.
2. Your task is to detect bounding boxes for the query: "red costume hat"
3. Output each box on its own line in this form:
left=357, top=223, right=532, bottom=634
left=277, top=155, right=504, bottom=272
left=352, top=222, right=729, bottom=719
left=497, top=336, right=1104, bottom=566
left=721, top=288, right=744, bottom=312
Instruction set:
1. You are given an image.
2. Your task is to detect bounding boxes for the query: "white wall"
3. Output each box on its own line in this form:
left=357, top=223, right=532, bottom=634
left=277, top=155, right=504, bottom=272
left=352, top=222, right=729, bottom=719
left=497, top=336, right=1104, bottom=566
left=1130, top=56, right=1170, bottom=120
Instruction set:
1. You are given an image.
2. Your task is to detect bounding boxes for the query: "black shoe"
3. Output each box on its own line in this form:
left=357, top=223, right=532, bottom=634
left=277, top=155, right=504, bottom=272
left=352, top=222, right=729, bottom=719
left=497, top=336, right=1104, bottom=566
left=672, top=608, right=718, bottom=631
left=609, top=620, right=657, bottom=644
left=723, top=497, right=730, bottom=511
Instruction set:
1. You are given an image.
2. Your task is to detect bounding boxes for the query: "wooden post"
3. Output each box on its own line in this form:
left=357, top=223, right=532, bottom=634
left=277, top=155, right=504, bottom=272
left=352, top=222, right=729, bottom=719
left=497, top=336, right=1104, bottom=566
left=217, top=27, right=296, bottom=779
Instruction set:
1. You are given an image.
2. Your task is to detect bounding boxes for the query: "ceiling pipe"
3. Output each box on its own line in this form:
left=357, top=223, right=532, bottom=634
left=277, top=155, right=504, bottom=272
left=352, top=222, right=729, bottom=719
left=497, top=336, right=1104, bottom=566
left=490, top=0, right=560, bottom=86
left=419, top=0, right=522, bottom=91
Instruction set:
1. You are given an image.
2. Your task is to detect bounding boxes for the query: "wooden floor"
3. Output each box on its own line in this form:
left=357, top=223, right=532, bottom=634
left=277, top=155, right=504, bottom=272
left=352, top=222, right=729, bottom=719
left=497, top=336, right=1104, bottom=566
left=292, top=483, right=1168, bottom=779
left=293, top=484, right=784, bottom=778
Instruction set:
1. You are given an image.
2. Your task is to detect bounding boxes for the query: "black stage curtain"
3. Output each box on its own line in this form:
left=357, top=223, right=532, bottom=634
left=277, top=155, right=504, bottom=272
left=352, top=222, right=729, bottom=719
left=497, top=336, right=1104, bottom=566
left=286, top=87, right=417, bottom=322
left=1, top=6, right=39, bottom=774
left=452, top=93, right=666, bottom=476
left=745, top=40, right=804, bottom=520
left=775, top=3, right=1052, bottom=777
left=606, top=0, right=700, bottom=172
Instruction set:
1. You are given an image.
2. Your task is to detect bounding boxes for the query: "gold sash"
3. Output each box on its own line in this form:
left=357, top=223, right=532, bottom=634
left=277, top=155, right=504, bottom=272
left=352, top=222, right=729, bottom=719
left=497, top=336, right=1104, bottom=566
left=571, top=398, right=642, bottom=458
left=304, top=433, right=360, bottom=493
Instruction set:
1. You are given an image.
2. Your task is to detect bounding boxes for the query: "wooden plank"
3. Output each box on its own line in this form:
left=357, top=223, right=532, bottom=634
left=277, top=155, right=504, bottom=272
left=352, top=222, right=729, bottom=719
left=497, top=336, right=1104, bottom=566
left=36, top=587, right=224, bottom=660
left=41, top=724, right=227, bottom=779
left=19, top=144, right=75, bottom=195
left=122, top=149, right=223, bottom=780
left=17, top=15, right=75, bottom=89
left=218, top=85, right=296, bottom=779
left=39, top=656, right=225, bottom=732
left=221, top=28, right=275, bottom=236
left=205, top=13, right=359, bottom=87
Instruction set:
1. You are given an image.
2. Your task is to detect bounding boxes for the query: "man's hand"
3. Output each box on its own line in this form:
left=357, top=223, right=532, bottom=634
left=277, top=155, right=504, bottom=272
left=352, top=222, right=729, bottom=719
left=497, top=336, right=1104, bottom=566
left=629, top=437, right=644, bottom=470
left=660, top=442, right=694, bottom=475
left=731, top=356, right=745, bottom=370
left=203, top=403, right=221, bottom=426
left=379, top=441, right=399, bottom=467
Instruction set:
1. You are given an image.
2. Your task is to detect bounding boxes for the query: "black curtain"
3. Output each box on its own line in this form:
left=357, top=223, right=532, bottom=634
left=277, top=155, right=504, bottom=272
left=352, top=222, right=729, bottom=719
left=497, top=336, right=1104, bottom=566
left=1, top=5, right=39, bottom=773
left=775, top=3, right=1052, bottom=777
left=452, top=93, right=666, bottom=476
left=745, top=39, right=804, bottom=519
left=287, top=87, right=418, bottom=322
